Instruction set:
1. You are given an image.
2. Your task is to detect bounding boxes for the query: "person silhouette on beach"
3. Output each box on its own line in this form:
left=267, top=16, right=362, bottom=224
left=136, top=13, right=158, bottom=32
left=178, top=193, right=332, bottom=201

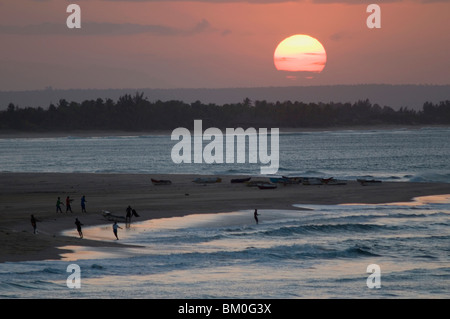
left=31, top=214, right=37, bottom=234
left=254, top=209, right=259, bottom=224
left=75, top=218, right=83, bottom=239
left=113, top=221, right=122, bottom=240
left=81, top=195, right=87, bottom=213
left=56, top=197, right=64, bottom=213
left=66, top=196, right=73, bottom=213
left=125, top=205, right=132, bottom=226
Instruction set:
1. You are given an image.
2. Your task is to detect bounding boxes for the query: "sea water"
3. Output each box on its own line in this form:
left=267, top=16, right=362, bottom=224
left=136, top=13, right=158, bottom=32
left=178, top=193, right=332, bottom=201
left=0, top=127, right=450, bottom=182
left=0, top=195, right=449, bottom=298
left=0, top=127, right=449, bottom=299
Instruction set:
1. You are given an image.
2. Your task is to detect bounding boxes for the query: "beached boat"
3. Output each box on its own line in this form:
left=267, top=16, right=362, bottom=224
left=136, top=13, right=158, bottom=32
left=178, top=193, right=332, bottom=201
left=326, top=179, right=347, bottom=185
left=282, top=176, right=301, bottom=184
left=302, top=177, right=323, bottom=185
left=257, top=182, right=277, bottom=189
left=270, top=177, right=286, bottom=184
left=256, top=182, right=277, bottom=189
left=231, top=177, right=251, bottom=183
left=270, top=176, right=301, bottom=184
left=193, top=177, right=222, bottom=184
left=321, top=177, right=334, bottom=184
left=321, top=177, right=347, bottom=185
left=245, top=180, right=264, bottom=187
left=151, top=178, right=172, bottom=185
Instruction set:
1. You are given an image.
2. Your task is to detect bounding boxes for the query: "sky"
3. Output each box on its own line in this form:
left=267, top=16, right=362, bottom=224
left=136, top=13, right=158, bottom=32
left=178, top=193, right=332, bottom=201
left=0, top=0, right=449, bottom=91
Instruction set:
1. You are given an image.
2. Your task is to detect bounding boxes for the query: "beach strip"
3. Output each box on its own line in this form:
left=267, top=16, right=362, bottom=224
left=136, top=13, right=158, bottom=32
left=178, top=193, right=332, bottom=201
left=2, top=172, right=450, bottom=263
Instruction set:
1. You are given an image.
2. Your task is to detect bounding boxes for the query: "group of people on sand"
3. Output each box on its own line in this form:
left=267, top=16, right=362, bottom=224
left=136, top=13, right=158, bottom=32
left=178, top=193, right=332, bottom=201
left=73, top=206, right=134, bottom=240
left=71, top=204, right=137, bottom=240
left=32, top=200, right=140, bottom=241
left=72, top=218, right=122, bottom=240
left=56, top=195, right=87, bottom=214
left=34, top=200, right=260, bottom=240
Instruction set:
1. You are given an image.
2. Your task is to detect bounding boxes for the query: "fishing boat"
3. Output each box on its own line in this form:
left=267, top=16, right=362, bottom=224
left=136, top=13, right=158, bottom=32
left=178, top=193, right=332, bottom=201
left=282, top=176, right=301, bottom=184
left=326, top=178, right=347, bottom=185
left=270, top=176, right=301, bottom=184
left=192, top=177, right=222, bottom=184
left=321, top=177, right=334, bottom=184
left=151, top=178, right=172, bottom=185
left=302, top=177, right=323, bottom=185
left=319, top=177, right=347, bottom=185
left=257, top=182, right=277, bottom=189
left=245, top=180, right=264, bottom=187
left=231, top=177, right=251, bottom=183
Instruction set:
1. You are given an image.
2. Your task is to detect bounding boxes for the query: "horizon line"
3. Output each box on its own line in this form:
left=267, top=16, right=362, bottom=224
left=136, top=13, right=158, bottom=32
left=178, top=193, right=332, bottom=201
left=1, top=83, right=450, bottom=93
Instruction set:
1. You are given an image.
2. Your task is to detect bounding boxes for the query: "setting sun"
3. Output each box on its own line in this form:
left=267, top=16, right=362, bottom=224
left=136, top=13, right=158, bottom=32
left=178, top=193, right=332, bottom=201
left=274, top=34, right=327, bottom=74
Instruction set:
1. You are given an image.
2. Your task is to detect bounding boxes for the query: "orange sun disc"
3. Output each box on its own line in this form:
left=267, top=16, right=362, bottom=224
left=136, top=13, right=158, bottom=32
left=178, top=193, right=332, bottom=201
left=274, top=34, right=327, bottom=73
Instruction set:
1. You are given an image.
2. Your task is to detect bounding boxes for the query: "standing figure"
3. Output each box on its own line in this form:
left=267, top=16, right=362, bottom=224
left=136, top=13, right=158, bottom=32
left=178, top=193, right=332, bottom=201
left=56, top=197, right=64, bottom=213
left=125, top=205, right=132, bottom=225
left=75, top=218, right=83, bottom=239
left=31, top=214, right=37, bottom=234
left=254, top=209, right=260, bottom=224
left=66, top=196, right=73, bottom=213
left=113, top=221, right=122, bottom=240
left=81, top=195, right=87, bottom=213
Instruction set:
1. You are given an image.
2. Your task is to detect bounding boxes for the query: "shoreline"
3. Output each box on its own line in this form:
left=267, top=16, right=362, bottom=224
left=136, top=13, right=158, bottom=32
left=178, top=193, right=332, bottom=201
left=2, top=172, right=450, bottom=263
left=0, top=124, right=449, bottom=139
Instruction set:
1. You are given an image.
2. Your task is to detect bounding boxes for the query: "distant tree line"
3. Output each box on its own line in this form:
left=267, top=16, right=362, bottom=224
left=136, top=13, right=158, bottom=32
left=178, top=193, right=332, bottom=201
left=0, top=92, right=449, bottom=132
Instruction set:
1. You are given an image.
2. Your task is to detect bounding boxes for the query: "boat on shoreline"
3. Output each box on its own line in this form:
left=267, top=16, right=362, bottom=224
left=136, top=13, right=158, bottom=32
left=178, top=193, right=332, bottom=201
left=302, top=177, right=323, bottom=185
left=270, top=176, right=301, bottom=184
left=322, top=177, right=347, bottom=185
left=231, top=177, right=251, bottom=183
left=151, top=178, right=172, bottom=185
left=257, top=182, right=277, bottom=190
left=326, top=179, right=347, bottom=185
left=193, top=177, right=222, bottom=184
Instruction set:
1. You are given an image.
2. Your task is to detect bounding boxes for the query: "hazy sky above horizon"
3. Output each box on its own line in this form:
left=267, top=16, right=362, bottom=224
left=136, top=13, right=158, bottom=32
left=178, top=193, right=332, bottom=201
left=0, top=0, right=449, bottom=91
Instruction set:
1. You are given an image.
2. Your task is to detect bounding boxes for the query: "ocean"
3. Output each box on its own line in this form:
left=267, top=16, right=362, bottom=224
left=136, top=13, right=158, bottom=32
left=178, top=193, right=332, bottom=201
left=1, top=127, right=450, bottom=182
left=0, top=127, right=449, bottom=299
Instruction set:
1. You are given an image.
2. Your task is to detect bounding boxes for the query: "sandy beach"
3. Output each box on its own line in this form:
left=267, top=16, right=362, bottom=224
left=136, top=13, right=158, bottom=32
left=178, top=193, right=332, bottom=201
left=1, top=172, right=450, bottom=263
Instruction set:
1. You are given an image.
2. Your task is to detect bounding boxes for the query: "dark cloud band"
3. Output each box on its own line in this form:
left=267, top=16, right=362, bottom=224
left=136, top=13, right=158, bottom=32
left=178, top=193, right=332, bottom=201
left=0, top=19, right=223, bottom=36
